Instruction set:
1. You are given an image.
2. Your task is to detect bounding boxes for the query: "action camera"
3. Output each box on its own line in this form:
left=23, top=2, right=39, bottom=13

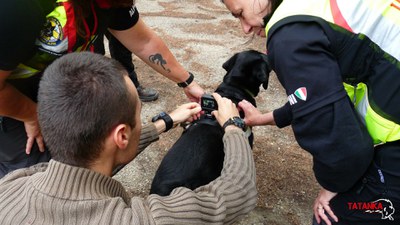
left=201, top=94, right=218, bottom=114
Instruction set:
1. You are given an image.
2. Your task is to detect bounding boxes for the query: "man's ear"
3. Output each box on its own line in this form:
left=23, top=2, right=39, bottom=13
left=222, top=53, right=239, bottom=72
left=113, top=124, right=130, bottom=150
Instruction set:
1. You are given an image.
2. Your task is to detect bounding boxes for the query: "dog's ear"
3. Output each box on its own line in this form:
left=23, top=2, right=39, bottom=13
left=259, top=53, right=271, bottom=90
left=222, top=53, right=239, bottom=72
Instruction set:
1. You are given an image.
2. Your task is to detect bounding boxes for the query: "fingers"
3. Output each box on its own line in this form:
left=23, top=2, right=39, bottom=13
left=211, top=93, right=240, bottom=127
left=25, top=137, right=34, bottom=155
left=314, top=212, right=321, bottom=224
left=24, top=119, right=46, bottom=154
left=210, top=93, right=222, bottom=118
left=313, top=188, right=339, bottom=225
left=188, top=102, right=202, bottom=111
left=318, top=206, right=331, bottom=225
left=184, top=103, right=203, bottom=122
left=184, top=82, right=204, bottom=103
left=239, top=99, right=260, bottom=126
left=211, top=92, right=222, bottom=102
left=313, top=204, right=338, bottom=225
left=36, top=136, right=46, bottom=152
left=238, top=99, right=251, bottom=110
left=26, top=136, right=46, bottom=154
left=324, top=205, right=338, bottom=223
left=313, top=204, right=325, bottom=225
left=170, top=102, right=201, bottom=125
left=185, top=102, right=201, bottom=119
left=238, top=100, right=251, bottom=124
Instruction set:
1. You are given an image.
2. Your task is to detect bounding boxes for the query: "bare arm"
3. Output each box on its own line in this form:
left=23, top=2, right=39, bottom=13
left=0, top=70, right=45, bottom=153
left=0, top=70, right=37, bottom=122
left=109, top=18, right=204, bottom=102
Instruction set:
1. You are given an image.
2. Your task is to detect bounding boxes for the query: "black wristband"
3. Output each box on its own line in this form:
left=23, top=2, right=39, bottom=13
left=222, top=116, right=246, bottom=131
left=151, top=112, right=174, bottom=132
left=177, top=72, right=194, bottom=88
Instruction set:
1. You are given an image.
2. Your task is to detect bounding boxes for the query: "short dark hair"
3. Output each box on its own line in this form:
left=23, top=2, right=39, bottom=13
left=38, top=52, right=138, bottom=167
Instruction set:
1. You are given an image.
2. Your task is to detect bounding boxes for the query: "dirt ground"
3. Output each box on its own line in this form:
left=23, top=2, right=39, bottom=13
left=112, top=0, right=321, bottom=224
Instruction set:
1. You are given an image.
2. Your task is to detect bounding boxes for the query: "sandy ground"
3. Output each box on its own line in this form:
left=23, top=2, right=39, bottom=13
left=111, top=0, right=321, bottom=224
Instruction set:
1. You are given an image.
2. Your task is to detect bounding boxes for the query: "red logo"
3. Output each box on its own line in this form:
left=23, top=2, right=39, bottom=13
left=348, top=199, right=395, bottom=221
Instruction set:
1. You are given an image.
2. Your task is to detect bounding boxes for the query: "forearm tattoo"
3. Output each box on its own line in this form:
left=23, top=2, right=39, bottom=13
left=149, top=53, right=171, bottom=73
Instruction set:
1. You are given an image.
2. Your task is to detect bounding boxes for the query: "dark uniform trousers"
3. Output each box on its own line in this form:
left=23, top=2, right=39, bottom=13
left=313, top=141, right=400, bottom=225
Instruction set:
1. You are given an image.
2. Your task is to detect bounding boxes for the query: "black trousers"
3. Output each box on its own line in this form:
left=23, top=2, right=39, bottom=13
left=312, top=141, right=400, bottom=225
left=0, top=117, right=51, bottom=178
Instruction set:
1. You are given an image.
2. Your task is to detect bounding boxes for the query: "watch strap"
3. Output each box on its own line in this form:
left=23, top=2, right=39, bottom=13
left=177, top=72, right=194, bottom=88
left=222, top=116, right=245, bottom=131
left=152, top=112, right=174, bottom=132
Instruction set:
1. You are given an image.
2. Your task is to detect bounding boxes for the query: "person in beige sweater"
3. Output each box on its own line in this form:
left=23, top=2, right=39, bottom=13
left=0, top=52, right=257, bottom=225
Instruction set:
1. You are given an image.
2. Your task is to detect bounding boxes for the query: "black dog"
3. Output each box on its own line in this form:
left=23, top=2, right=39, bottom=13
left=150, top=50, right=270, bottom=196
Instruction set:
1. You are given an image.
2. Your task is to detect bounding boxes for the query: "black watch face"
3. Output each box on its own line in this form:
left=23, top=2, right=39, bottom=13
left=152, top=112, right=166, bottom=122
left=233, top=117, right=245, bottom=128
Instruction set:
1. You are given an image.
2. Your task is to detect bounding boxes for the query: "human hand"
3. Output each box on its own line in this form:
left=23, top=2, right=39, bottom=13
left=183, top=81, right=204, bottom=103
left=211, top=93, right=240, bottom=129
left=238, top=99, right=275, bottom=126
left=24, top=119, right=45, bottom=154
left=169, top=102, right=202, bottom=126
left=313, top=188, right=339, bottom=225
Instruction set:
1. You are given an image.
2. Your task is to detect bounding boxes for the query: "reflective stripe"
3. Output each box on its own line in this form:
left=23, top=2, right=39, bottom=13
left=265, top=0, right=333, bottom=38
left=8, top=64, right=40, bottom=80
left=8, top=0, right=96, bottom=80
left=9, top=0, right=69, bottom=79
left=337, top=0, right=400, bottom=60
left=366, top=103, right=400, bottom=144
left=344, top=82, right=400, bottom=144
left=267, top=0, right=400, bottom=144
left=266, top=0, right=400, bottom=60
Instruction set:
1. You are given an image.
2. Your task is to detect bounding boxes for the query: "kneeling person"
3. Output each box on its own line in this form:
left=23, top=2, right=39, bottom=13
left=0, top=52, right=257, bottom=224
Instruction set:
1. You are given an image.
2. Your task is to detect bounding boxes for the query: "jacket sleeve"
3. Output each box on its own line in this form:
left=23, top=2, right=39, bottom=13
left=137, top=123, right=159, bottom=154
left=108, top=6, right=140, bottom=31
left=292, top=98, right=374, bottom=192
left=273, top=102, right=292, bottom=128
left=268, top=22, right=374, bottom=192
left=145, top=130, right=257, bottom=224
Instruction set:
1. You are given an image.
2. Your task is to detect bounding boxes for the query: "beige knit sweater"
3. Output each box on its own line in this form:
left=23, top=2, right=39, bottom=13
left=0, top=124, right=257, bottom=225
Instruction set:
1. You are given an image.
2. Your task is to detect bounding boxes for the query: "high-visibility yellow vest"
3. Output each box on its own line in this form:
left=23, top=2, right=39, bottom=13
left=266, top=0, right=400, bottom=144
left=9, top=0, right=97, bottom=80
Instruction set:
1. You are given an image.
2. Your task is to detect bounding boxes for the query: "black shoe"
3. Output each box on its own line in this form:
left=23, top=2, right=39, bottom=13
left=137, top=86, right=159, bottom=102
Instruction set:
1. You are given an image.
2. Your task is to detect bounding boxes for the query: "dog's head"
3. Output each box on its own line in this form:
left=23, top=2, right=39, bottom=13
left=215, top=50, right=271, bottom=107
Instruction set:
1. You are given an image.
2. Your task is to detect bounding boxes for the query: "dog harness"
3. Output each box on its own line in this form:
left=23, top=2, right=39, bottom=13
left=265, top=0, right=400, bottom=144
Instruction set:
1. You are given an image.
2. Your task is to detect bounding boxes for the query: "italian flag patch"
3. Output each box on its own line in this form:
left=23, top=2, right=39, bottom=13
left=294, top=87, right=307, bottom=101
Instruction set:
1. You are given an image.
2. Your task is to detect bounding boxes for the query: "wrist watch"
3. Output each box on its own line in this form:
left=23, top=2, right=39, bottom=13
left=177, top=72, right=194, bottom=88
left=151, top=112, right=174, bottom=132
left=222, top=116, right=246, bottom=131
